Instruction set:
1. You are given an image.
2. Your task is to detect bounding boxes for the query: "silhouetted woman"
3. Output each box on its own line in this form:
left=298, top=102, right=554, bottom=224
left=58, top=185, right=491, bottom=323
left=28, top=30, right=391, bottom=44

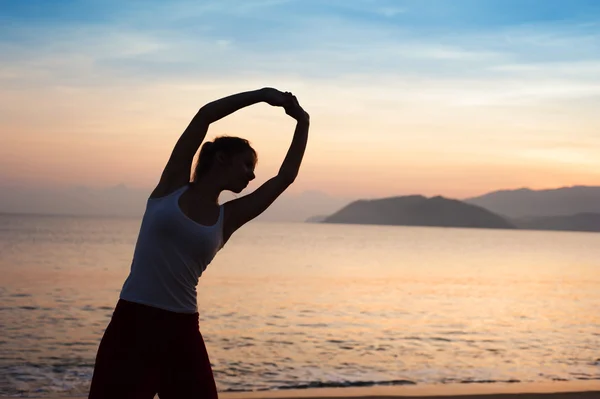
left=89, top=88, right=310, bottom=399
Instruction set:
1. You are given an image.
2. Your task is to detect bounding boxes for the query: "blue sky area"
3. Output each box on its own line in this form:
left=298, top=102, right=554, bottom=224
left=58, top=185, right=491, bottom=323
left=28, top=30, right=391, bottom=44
left=2, top=0, right=599, bottom=83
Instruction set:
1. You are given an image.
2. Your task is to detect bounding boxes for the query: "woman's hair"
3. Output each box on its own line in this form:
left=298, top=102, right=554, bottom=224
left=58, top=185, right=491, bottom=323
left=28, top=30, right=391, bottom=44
left=192, top=136, right=256, bottom=182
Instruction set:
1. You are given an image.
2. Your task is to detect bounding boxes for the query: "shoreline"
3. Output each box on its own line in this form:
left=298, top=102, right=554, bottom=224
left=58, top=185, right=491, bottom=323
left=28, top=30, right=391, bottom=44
left=223, top=382, right=600, bottom=399
left=2, top=381, right=598, bottom=399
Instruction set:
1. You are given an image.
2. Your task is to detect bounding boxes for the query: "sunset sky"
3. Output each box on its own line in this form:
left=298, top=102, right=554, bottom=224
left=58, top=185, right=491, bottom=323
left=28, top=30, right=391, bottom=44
left=2, top=0, right=600, bottom=205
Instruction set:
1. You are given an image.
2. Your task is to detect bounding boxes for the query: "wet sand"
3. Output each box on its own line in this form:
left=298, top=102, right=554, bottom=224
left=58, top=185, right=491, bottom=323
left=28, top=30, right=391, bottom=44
left=2, top=380, right=599, bottom=399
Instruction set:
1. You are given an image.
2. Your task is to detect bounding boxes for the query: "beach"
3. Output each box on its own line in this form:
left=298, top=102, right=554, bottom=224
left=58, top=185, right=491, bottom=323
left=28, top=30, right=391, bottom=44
left=1, top=381, right=599, bottom=399
left=224, top=381, right=600, bottom=399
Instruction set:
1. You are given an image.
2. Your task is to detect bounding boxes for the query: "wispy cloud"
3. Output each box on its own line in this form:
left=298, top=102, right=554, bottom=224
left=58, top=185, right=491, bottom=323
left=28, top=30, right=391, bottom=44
left=2, top=2, right=599, bottom=87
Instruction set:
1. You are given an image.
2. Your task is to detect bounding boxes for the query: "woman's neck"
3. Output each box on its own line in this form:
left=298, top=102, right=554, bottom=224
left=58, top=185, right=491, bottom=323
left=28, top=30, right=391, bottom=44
left=189, top=176, right=221, bottom=204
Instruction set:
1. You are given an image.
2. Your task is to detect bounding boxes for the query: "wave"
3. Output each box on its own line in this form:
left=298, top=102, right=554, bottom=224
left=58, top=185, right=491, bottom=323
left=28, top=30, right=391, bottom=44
left=221, top=378, right=540, bottom=392
left=224, top=379, right=417, bottom=391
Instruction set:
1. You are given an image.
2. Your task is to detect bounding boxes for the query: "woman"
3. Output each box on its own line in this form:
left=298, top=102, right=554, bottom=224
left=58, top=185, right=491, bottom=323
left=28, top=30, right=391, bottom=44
left=89, top=87, right=310, bottom=399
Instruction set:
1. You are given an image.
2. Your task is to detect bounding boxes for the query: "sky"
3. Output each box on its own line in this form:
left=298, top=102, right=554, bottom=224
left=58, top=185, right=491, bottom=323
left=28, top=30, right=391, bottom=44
left=1, top=0, right=600, bottom=217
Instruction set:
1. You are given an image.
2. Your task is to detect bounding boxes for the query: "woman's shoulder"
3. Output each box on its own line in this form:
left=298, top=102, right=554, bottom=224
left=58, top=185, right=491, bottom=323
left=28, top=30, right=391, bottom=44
left=148, top=183, right=189, bottom=201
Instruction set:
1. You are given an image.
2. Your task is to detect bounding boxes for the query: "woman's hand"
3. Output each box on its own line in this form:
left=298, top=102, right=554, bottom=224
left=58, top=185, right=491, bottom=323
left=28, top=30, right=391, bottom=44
left=261, top=88, right=309, bottom=123
left=283, top=93, right=310, bottom=124
left=261, top=87, right=288, bottom=107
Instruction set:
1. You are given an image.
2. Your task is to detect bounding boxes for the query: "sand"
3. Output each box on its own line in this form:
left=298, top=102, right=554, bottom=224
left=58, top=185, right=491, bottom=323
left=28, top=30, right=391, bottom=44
left=1, top=380, right=599, bottom=399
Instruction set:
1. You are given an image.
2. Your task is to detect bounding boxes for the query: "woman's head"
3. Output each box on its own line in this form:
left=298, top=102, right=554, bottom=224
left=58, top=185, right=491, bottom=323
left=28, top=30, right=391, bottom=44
left=192, top=136, right=257, bottom=193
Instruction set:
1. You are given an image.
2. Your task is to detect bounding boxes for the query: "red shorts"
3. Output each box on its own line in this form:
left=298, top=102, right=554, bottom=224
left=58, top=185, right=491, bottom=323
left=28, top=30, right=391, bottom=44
left=88, top=299, right=218, bottom=399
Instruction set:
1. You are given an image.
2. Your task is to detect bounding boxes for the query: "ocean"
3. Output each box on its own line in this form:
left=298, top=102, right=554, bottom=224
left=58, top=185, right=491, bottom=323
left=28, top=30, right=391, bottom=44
left=1, top=213, right=599, bottom=397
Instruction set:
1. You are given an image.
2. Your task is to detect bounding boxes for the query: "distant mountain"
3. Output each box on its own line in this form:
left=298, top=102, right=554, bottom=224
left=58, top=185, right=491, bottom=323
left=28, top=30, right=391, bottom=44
left=0, top=184, right=150, bottom=217
left=513, top=213, right=600, bottom=232
left=322, top=195, right=515, bottom=229
left=0, top=184, right=352, bottom=223
left=251, top=190, right=351, bottom=223
left=465, top=186, right=600, bottom=218
left=305, top=215, right=328, bottom=223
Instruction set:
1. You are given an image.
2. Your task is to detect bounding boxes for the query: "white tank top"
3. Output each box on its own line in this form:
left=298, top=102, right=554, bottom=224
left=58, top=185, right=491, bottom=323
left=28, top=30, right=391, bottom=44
left=120, top=185, right=224, bottom=313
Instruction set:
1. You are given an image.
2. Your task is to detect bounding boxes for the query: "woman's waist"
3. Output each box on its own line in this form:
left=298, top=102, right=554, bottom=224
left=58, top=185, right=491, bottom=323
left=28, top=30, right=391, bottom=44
left=119, top=273, right=199, bottom=315
left=115, top=297, right=199, bottom=321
